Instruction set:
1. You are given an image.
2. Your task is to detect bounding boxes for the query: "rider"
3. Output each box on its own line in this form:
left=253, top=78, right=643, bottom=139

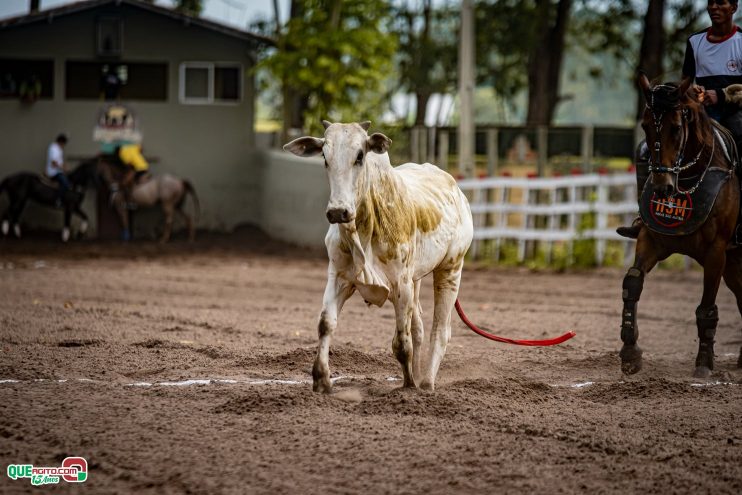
left=117, top=142, right=150, bottom=203
left=618, top=0, right=742, bottom=238
left=45, top=133, right=70, bottom=208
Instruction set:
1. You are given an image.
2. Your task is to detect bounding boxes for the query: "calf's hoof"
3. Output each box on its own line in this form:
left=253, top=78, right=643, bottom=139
left=619, top=345, right=643, bottom=375
left=693, top=366, right=712, bottom=379
left=419, top=380, right=434, bottom=391
left=312, top=378, right=332, bottom=394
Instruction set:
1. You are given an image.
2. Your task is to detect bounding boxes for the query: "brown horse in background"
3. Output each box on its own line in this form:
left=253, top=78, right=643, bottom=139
left=622, top=74, right=742, bottom=378
left=97, top=158, right=199, bottom=243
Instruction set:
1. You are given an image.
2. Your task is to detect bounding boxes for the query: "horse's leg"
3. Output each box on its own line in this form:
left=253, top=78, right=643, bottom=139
left=722, top=249, right=742, bottom=369
left=313, top=269, right=354, bottom=393
left=392, top=275, right=416, bottom=389
left=694, top=242, right=728, bottom=378
left=159, top=202, right=175, bottom=244
left=176, top=207, right=195, bottom=242
left=421, top=265, right=463, bottom=391
left=1, top=205, right=9, bottom=236
left=410, top=279, right=424, bottom=384
left=9, top=199, right=27, bottom=238
left=620, top=233, right=662, bottom=374
left=61, top=206, right=71, bottom=242
left=74, top=206, right=89, bottom=238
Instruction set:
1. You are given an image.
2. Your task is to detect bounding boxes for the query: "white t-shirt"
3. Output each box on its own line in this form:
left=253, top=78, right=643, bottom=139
left=45, top=142, right=64, bottom=177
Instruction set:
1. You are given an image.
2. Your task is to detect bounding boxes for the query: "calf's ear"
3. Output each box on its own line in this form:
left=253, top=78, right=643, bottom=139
left=283, top=137, right=325, bottom=157
left=367, top=133, right=392, bottom=154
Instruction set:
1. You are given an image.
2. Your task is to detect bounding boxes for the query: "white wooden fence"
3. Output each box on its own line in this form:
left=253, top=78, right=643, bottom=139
left=456, top=172, right=638, bottom=265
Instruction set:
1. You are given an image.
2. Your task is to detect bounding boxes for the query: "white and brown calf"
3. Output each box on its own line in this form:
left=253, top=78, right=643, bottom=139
left=284, top=121, right=473, bottom=392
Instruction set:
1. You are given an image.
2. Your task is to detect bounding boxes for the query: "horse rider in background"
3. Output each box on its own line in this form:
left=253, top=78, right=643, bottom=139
left=46, top=133, right=70, bottom=208
left=618, top=0, right=742, bottom=238
left=117, top=143, right=150, bottom=205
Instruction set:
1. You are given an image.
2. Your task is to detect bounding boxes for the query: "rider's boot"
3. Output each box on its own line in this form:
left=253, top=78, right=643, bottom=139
left=617, top=217, right=644, bottom=239
left=616, top=140, right=651, bottom=239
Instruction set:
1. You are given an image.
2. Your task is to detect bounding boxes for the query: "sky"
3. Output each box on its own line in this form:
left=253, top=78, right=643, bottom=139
left=0, top=0, right=290, bottom=28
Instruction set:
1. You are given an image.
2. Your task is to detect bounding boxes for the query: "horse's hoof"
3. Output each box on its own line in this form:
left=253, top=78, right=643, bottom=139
left=621, top=360, right=642, bottom=375
left=693, top=366, right=712, bottom=379
left=1, top=220, right=8, bottom=236
left=121, top=229, right=131, bottom=242
left=619, top=345, right=643, bottom=374
left=12, top=224, right=21, bottom=238
left=61, top=228, right=70, bottom=243
left=80, top=221, right=88, bottom=235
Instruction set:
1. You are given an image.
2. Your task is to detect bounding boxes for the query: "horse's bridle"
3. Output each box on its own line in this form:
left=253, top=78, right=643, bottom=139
left=646, top=85, right=714, bottom=196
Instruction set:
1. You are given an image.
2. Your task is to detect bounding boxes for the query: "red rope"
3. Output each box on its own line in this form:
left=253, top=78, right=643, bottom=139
left=455, top=300, right=576, bottom=346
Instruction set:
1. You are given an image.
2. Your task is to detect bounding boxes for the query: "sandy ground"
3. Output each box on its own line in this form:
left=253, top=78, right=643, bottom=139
left=1, top=229, right=741, bottom=494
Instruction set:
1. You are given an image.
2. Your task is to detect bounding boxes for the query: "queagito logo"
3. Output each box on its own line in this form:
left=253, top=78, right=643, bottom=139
left=7, top=457, right=88, bottom=486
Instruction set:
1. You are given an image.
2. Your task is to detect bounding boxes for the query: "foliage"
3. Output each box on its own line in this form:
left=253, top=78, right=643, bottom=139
left=391, top=1, right=459, bottom=124
left=260, top=0, right=397, bottom=134
left=174, top=0, right=203, bottom=17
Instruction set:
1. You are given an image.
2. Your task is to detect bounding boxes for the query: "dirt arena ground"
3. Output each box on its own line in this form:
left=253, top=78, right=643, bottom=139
left=1, top=229, right=741, bottom=494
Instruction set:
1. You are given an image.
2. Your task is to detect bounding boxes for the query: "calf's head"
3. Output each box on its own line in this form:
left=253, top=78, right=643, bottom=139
left=284, top=121, right=392, bottom=224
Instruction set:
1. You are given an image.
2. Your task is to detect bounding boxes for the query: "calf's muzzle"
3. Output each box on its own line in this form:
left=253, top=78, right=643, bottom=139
left=326, top=207, right=353, bottom=224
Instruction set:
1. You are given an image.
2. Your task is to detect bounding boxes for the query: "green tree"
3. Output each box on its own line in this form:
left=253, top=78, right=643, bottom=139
left=175, top=0, right=203, bottom=17
left=262, top=0, right=397, bottom=136
left=476, top=0, right=573, bottom=126
left=392, top=1, right=458, bottom=125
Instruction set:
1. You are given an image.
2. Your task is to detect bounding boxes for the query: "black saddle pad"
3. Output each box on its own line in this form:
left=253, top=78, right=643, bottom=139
left=639, top=167, right=733, bottom=236
left=39, top=175, right=59, bottom=189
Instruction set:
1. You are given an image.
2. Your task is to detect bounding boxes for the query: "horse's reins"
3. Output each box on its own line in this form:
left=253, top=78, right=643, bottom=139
left=455, top=299, right=576, bottom=346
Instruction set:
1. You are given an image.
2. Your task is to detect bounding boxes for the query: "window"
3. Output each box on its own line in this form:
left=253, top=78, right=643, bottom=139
left=0, top=58, right=53, bottom=100
left=97, top=17, right=123, bottom=57
left=179, top=62, right=242, bottom=104
left=65, top=61, right=167, bottom=101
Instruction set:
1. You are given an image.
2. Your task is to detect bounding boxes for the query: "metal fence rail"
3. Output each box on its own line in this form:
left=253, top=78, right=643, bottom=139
left=457, top=172, right=638, bottom=265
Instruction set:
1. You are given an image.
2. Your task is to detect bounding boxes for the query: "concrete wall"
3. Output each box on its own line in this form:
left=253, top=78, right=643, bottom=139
left=0, top=4, right=258, bottom=236
left=255, top=149, right=329, bottom=249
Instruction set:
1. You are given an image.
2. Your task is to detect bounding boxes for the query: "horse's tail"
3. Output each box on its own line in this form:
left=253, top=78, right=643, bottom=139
left=182, top=179, right=200, bottom=222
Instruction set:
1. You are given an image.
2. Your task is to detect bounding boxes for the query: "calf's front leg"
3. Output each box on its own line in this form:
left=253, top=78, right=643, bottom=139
left=392, top=277, right=416, bottom=388
left=313, top=271, right=353, bottom=393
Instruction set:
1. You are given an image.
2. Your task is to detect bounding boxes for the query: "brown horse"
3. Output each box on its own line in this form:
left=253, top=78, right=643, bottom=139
left=98, top=158, right=199, bottom=243
left=622, top=74, right=742, bottom=378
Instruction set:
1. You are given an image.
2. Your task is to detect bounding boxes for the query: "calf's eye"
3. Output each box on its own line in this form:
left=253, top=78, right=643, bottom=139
left=355, top=150, right=364, bottom=166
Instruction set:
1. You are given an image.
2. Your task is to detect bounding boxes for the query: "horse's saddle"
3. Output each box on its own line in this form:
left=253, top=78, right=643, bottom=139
left=39, top=174, right=60, bottom=189
left=639, top=167, right=733, bottom=236
left=638, top=121, right=742, bottom=238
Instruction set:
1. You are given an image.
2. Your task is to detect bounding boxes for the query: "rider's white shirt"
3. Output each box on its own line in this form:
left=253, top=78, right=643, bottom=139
left=45, top=142, right=63, bottom=177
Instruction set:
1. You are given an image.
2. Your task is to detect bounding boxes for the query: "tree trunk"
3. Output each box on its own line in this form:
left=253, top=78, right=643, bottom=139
left=636, top=0, right=665, bottom=121
left=525, top=0, right=572, bottom=126
left=282, top=0, right=308, bottom=141
left=415, top=92, right=431, bottom=126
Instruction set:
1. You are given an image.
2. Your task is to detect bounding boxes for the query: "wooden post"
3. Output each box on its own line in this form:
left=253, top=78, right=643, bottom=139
left=458, top=0, right=475, bottom=178
left=438, top=129, right=449, bottom=170
left=410, top=126, right=420, bottom=163
left=581, top=125, right=594, bottom=173
left=537, top=125, right=548, bottom=177
left=418, top=126, right=428, bottom=164
left=596, top=180, right=608, bottom=266
left=486, top=128, right=498, bottom=177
